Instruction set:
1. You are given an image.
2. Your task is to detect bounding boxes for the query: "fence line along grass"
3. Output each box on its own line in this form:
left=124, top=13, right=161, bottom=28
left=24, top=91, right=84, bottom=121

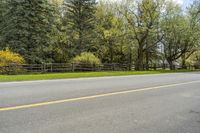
left=1, top=63, right=199, bottom=75
left=0, top=70, right=198, bottom=82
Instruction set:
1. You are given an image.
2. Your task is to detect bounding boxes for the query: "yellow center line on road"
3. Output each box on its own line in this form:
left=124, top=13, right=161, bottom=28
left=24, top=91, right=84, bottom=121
left=0, top=80, right=200, bottom=112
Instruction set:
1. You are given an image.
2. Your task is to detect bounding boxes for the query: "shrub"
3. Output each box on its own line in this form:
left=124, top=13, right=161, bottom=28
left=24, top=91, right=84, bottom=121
left=194, top=62, right=200, bottom=69
left=73, top=52, right=101, bottom=65
left=0, top=48, right=25, bottom=74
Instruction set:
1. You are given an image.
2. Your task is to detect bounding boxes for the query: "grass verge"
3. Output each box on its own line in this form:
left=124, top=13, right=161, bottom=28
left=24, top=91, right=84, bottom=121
left=0, top=70, right=198, bottom=82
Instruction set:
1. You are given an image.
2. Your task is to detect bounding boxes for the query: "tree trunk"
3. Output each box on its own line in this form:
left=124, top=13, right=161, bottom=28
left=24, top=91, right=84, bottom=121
left=181, top=54, right=187, bottom=69
left=135, top=46, right=144, bottom=71
left=128, top=48, right=132, bottom=70
left=167, top=59, right=175, bottom=70
left=145, top=50, right=149, bottom=70
left=109, top=41, right=113, bottom=63
left=78, top=30, right=83, bottom=53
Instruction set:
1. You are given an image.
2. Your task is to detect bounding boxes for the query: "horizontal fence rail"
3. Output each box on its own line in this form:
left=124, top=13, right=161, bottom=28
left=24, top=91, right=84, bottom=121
left=0, top=63, right=198, bottom=75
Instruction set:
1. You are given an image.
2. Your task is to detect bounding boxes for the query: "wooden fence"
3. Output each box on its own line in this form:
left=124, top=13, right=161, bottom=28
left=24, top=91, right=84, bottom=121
left=0, top=63, right=198, bottom=75
left=0, top=63, right=131, bottom=74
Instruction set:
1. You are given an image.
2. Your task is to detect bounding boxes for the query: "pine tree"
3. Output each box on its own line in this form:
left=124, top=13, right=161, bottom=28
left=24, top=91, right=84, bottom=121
left=1, top=0, right=58, bottom=63
left=0, top=0, right=7, bottom=48
left=63, top=0, right=97, bottom=55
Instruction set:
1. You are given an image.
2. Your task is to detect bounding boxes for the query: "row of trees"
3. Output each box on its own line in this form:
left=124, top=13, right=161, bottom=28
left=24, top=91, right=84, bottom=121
left=0, top=0, right=200, bottom=70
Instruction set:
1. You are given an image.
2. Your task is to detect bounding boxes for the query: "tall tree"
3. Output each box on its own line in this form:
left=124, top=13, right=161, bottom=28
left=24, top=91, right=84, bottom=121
left=0, top=0, right=8, bottom=48
left=119, top=0, right=163, bottom=70
left=161, top=1, right=200, bottom=69
left=1, top=0, right=58, bottom=63
left=180, top=0, right=200, bottom=68
left=189, top=0, right=200, bottom=23
left=63, top=0, right=97, bottom=56
left=161, top=2, right=186, bottom=69
left=47, top=0, right=68, bottom=63
left=95, top=1, right=126, bottom=63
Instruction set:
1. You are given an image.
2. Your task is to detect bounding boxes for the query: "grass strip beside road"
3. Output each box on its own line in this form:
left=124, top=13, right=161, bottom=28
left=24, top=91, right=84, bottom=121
left=0, top=70, right=198, bottom=82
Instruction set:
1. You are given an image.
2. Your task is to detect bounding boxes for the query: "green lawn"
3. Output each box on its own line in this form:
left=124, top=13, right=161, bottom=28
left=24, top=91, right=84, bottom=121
left=0, top=70, right=198, bottom=82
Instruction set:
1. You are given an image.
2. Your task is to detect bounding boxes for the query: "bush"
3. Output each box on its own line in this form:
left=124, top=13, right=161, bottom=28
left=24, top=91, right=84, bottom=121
left=0, top=48, right=25, bottom=74
left=72, top=52, right=102, bottom=71
left=73, top=52, right=101, bottom=65
left=194, top=62, right=200, bottom=69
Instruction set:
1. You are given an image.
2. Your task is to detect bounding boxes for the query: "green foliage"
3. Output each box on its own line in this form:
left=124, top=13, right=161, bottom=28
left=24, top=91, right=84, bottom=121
left=0, top=0, right=200, bottom=71
left=120, top=0, right=163, bottom=70
left=0, top=0, right=59, bottom=63
left=73, top=52, right=101, bottom=65
left=63, top=0, right=97, bottom=55
left=187, top=51, right=200, bottom=69
left=160, top=1, right=200, bottom=69
left=95, top=2, right=128, bottom=63
left=0, top=0, right=7, bottom=47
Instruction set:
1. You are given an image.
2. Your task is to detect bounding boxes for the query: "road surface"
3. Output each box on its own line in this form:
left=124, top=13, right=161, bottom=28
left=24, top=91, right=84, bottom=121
left=0, top=72, right=200, bottom=133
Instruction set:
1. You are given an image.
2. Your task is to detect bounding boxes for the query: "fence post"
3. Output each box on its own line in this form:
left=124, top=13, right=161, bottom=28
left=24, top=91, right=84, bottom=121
left=7, top=65, right=10, bottom=75
left=154, top=64, right=157, bottom=70
left=112, top=63, right=115, bottom=71
left=93, top=63, right=96, bottom=71
left=50, top=64, right=53, bottom=72
left=41, top=64, right=43, bottom=73
left=163, top=64, right=166, bottom=70
left=189, top=64, right=191, bottom=70
left=44, top=64, right=46, bottom=72
left=128, top=63, right=131, bottom=71
left=72, top=63, right=74, bottom=72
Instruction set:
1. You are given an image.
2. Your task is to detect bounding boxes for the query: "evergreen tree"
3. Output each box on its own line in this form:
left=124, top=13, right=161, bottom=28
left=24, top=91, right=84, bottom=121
left=0, top=0, right=7, bottom=48
left=63, top=0, right=97, bottom=56
left=1, top=0, right=58, bottom=63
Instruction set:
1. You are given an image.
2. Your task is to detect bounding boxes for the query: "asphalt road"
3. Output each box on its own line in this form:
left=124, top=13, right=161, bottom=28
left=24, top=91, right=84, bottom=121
left=0, top=72, right=200, bottom=133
